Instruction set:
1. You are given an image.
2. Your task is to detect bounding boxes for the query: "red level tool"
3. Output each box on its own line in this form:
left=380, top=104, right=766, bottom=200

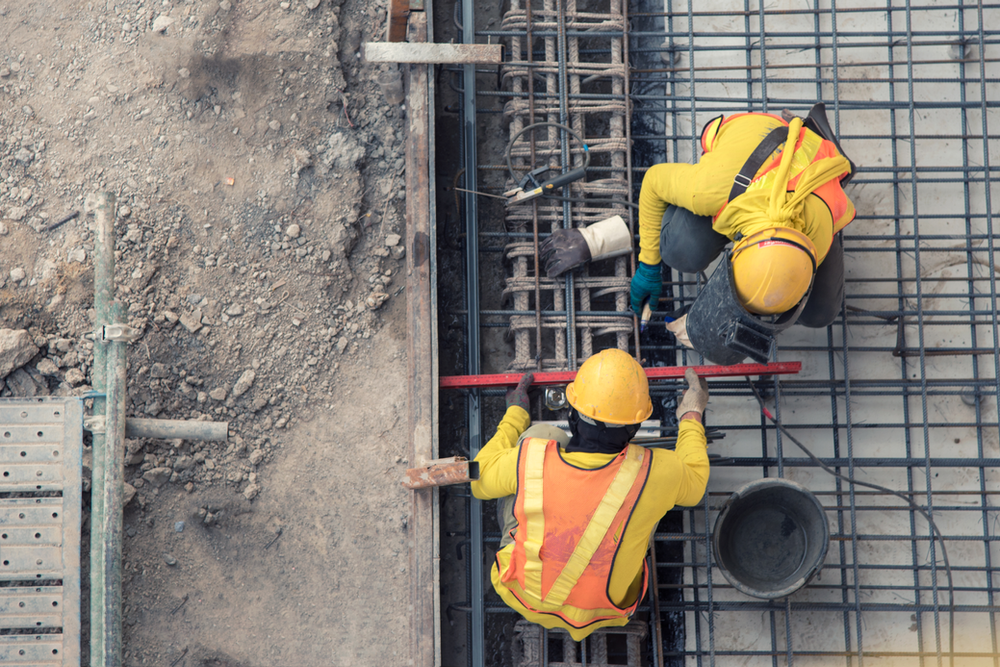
left=440, top=361, right=801, bottom=389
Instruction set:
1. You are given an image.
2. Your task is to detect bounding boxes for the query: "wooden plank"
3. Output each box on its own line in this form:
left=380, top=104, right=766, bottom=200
left=403, top=11, right=439, bottom=667
left=402, top=457, right=479, bottom=489
left=364, top=42, right=502, bottom=64
left=386, top=0, right=409, bottom=42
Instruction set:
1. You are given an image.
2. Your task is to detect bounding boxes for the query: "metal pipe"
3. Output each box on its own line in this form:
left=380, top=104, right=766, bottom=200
left=99, top=300, right=127, bottom=667
left=89, top=191, right=115, bottom=667
left=555, top=0, right=577, bottom=370
left=124, top=418, right=229, bottom=441
left=460, top=0, right=484, bottom=660
left=526, top=0, right=544, bottom=372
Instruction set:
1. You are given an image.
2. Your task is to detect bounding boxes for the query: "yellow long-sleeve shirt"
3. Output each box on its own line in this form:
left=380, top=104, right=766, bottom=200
left=471, top=406, right=709, bottom=640
left=638, top=114, right=853, bottom=267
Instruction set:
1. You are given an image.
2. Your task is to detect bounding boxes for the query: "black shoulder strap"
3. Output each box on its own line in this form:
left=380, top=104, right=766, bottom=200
left=727, top=125, right=790, bottom=202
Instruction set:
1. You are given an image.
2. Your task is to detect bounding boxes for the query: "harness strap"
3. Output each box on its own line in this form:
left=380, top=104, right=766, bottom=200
left=541, top=445, right=645, bottom=607
left=728, top=125, right=790, bottom=202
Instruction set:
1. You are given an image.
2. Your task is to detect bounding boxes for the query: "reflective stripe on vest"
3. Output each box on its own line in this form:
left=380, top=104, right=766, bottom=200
left=708, top=114, right=855, bottom=235
left=501, top=438, right=652, bottom=625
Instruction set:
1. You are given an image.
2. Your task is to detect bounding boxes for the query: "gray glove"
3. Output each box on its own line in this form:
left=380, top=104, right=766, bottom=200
left=676, top=368, right=709, bottom=420
left=540, top=228, right=591, bottom=277
left=539, top=215, right=632, bottom=278
left=505, top=373, right=534, bottom=412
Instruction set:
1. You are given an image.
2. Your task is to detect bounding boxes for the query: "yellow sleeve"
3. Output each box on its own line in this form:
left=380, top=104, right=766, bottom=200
left=470, top=406, right=531, bottom=500
left=637, top=163, right=695, bottom=265
left=671, top=419, right=710, bottom=507
left=637, top=161, right=735, bottom=266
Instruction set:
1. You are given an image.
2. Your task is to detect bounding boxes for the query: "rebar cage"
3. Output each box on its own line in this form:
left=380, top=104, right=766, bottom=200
left=443, top=0, right=1000, bottom=665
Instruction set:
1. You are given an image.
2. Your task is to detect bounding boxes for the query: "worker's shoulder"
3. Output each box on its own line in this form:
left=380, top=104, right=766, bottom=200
left=640, top=445, right=680, bottom=475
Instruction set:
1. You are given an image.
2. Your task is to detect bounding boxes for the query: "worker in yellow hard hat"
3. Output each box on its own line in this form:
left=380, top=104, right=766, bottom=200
left=629, top=104, right=856, bottom=360
left=472, top=349, right=710, bottom=640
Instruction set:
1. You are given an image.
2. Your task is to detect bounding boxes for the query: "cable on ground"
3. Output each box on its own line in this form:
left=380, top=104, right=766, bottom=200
left=746, top=377, right=955, bottom=666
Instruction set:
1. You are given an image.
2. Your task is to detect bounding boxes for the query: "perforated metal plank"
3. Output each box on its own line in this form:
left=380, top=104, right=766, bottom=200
left=0, top=398, right=83, bottom=667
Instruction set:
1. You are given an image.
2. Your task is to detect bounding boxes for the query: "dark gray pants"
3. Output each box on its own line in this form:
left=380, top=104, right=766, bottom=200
left=658, top=205, right=844, bottom=328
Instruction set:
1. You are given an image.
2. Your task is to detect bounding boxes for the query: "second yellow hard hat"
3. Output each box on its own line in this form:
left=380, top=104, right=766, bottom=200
left=731, top=227, right=817, bottom=315
left=565, top=349, right=653, bottom=425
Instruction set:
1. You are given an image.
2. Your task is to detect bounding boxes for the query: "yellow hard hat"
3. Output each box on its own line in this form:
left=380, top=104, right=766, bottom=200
left=565, top=349, right=653, bottom=425
left=731, top=227, right=817, bottom=315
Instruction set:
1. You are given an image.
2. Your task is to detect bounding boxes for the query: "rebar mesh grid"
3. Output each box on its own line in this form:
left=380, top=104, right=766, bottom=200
left=448, top=0, right=1000, bottom=665
left=498, top=0, right=637, bottom=372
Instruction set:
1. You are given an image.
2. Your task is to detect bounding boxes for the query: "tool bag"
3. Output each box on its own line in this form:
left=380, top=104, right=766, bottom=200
left=686, top=254, right=811, bottom=365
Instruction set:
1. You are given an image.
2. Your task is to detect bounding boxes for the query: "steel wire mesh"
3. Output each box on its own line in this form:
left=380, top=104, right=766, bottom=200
left=453, top=0, right=1000, bottom=665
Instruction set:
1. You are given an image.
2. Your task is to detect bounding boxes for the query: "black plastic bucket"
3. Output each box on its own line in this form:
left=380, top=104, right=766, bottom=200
left=713, top=478, right=829, bottom=599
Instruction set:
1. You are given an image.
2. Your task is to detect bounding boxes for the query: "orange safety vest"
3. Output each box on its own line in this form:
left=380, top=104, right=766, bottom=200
left=701, top=112, right=855, bottom=235
left=498, top=437, right=652, bottom=631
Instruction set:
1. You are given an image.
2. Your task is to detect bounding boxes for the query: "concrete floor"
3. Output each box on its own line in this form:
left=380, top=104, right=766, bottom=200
left=656, top=0, right=1000, bottom=663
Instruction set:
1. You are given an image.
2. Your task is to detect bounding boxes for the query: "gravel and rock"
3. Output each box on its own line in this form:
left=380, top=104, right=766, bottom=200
left=0, top=0, right=414, bottom=662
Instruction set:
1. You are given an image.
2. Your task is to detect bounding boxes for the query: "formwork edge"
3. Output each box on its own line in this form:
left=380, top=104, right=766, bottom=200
left=404, top=8, right=441, bottom=667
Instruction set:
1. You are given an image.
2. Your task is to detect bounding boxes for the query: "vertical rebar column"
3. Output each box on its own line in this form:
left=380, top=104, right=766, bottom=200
left=555, top=0, right=577, bottom=369
left=100, top=300, right=127, bottom=667
left=545, top=0, right=568, bottom=367
left=972, top=2, right=1000, bottom=660
left=565, top=0, right=593, bottom=362
left=461, top=0, right=485, bottom=660
left=610, top=0, right=630, bottom=354
left=89, top=191, right=115, bottom=667
left=508, top=1, right=532, bottom=367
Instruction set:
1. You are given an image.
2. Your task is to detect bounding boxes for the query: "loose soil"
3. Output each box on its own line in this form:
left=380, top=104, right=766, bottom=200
left=0, top=0, right=414, bottom=664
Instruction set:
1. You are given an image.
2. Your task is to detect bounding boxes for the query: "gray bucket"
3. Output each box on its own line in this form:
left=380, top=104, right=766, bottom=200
left=712, top=478, right=829, bottom=599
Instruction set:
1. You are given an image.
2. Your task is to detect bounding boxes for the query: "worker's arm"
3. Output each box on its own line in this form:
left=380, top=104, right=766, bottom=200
left=470, top=406, right=531, bottom=500
left=671, top=418, right=710, bottom=506
left=637, top=162, right=729, bottom=266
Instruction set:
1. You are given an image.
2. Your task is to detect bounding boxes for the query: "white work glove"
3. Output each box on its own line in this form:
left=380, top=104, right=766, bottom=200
left=540, top=215, right=632, bottom=278
left=666, top=314, right=695, bottom=349
left=676, top=367, right=709, bottom=420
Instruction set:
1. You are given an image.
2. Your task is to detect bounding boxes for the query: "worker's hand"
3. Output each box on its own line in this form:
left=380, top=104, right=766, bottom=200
left=665, top=314, right=694, bottom=349
left=630, top=262, right=662, bottom=315
left=676, top=367, right=709, bottom=421
left=540, top=228, right=591, bottom=277
left=540, top=216, right=632, bottom=278
left=505, top=373, right=534, bottom=412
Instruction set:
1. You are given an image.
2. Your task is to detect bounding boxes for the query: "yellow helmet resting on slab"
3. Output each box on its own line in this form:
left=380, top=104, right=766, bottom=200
left=731, top=227, right=818, bottom=315
left=565, top=349, right=653, bottom=425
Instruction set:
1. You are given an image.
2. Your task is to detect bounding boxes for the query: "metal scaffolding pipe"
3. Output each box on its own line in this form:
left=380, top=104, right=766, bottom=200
left=89, top=191, right=115, bottom=667
left=124, top=418, right=229, bottom=441
left=99, top=300, right=127, bottom=667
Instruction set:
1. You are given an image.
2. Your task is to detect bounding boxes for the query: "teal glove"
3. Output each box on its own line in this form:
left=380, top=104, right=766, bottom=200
left=630, top=262, right=662, bottom=315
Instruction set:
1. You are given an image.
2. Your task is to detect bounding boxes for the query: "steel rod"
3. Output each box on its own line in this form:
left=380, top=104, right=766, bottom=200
left=460, top=0, right=484, bottom=661
left=100, top=300, right=127, bottom=667
left=124, top=418, right=229, bottom=441
left=89, top=191, right=115, bottom=667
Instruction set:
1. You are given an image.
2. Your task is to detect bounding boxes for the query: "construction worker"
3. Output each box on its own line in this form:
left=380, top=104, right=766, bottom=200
left=629, top=104, right=857, bottom=362
left=471, top=349, right=710, bottom=640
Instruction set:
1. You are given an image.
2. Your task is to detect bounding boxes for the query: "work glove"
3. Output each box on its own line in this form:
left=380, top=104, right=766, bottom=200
left=665, top=314, right=695, bottom=349
left=540, top=215, right=632, bottom=278
left=676, top=367, right=709, bottom=420
left=505, top=373, right=534, bottom=412
left=630, top=262, right=662, bottom=315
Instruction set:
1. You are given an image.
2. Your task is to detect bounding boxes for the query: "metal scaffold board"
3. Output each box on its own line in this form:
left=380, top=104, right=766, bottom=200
left=0, top=398, right=83, bottom=667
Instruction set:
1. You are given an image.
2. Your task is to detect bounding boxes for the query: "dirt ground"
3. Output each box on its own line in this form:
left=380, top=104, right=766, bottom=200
left=0, top=0, right=415, bottom=664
